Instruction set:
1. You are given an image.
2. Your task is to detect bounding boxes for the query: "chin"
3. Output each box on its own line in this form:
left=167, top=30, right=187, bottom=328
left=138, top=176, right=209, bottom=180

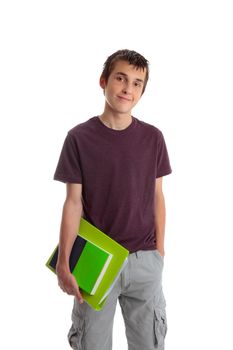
left=114, top=106, right=132, bottom=114
left=117, top=110, right=131, bottom=115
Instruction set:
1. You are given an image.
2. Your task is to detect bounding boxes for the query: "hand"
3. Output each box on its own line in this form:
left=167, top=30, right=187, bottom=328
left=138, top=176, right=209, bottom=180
left=56, top=264, right=83, bottom=304
left=156, top=246, right=165, bottom=258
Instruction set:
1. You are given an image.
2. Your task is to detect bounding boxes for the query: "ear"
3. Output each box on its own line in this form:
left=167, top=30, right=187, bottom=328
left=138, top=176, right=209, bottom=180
left=99, top=76, right=106, bottom=89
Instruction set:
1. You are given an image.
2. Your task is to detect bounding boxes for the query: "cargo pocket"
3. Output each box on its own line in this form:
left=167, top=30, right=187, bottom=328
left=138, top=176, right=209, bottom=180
left=67, top=316, right=85, bottom=350
left=153, top=308, right=167, bottom=348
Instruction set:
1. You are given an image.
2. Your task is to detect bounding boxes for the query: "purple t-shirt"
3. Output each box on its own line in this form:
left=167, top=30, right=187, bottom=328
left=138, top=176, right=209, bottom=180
left=54, top=116, right=172, bottom=253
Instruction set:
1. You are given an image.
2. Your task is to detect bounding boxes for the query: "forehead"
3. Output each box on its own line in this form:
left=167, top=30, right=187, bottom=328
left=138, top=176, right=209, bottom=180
left=110, top=60, right=146, bottom=80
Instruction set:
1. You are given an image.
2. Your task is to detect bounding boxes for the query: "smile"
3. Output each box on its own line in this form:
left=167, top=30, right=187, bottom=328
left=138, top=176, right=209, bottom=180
left=117, top=96, right=132, bottom=102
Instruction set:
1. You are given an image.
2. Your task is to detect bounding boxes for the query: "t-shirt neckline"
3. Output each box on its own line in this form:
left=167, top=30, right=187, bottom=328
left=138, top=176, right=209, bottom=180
left=95, top=116, right=136, bottom=135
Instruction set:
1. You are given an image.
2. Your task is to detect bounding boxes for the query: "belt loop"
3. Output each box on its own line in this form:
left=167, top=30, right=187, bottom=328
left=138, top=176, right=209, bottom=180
left=135, top=251, right=138, bottom=258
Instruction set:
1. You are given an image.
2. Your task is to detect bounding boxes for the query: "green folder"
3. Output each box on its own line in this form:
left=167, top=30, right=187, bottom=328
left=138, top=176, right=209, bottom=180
left=46, top=218, right=129, bottom=311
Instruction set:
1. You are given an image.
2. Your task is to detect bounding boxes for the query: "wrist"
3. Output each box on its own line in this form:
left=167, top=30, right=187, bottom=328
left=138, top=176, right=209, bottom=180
left=56, top=258, right=70, bottom=274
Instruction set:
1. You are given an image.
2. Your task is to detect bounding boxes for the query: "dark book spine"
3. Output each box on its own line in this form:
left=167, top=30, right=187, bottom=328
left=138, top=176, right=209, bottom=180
left=49, top=236, right=87, bottom=272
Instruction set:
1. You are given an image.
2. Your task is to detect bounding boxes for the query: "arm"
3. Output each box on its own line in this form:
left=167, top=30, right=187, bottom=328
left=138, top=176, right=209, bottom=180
left=56, top=183, right=84, bottom=304
left=154, top=177, right=166, bottom=257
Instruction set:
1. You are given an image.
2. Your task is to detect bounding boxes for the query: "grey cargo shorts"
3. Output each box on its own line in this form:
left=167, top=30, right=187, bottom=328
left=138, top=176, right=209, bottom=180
left=68, top=250, right=167, bottom=350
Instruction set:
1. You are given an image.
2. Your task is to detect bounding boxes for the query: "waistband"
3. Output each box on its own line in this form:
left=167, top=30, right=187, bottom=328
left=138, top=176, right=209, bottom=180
left=129, top=250, right=156, bottom=258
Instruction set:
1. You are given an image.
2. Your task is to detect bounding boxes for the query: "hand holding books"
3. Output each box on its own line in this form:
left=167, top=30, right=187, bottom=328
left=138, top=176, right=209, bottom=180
left=46, top=218, right=129, bottom=310
left=56, top=262, right=84, bottom=304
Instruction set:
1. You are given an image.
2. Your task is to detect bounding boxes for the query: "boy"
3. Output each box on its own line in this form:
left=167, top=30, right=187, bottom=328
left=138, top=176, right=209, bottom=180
left=54, top=49, right=172, bottom=350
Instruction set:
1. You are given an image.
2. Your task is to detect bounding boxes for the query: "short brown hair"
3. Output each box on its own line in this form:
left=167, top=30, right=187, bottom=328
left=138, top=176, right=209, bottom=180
left=101, top=49, right=149, bottom=94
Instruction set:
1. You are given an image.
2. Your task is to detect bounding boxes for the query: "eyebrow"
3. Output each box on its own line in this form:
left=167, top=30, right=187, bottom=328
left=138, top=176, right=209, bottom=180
left=114, top=72, right=144, bottom=83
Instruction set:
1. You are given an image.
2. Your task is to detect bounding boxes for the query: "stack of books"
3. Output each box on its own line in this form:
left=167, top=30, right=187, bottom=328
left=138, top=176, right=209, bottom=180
left=46, top=218, right=129, bottom=310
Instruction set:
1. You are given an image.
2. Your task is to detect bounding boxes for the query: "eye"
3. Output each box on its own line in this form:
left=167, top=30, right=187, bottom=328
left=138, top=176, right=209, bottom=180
left=134, top=81, right=142, bottom=88
left=116, top=76, right=124, bottom=82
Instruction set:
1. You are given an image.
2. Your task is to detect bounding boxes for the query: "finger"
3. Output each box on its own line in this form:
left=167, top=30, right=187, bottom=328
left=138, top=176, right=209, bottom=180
left=58, top=280, right=72, bottom=295
left=58, top=281, right=66, bottom=292
left=58, top=276, right=83, bottom=302
left=73, top=285, right=83, bottom=304
left=75, top=292, right=84, bottom=304
left=68, top=276, right=83, bottom=303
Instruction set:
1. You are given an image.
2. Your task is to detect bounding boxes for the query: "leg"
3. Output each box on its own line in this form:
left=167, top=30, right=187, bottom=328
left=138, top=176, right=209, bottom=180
left=68, top=278, right=121, bottom=350
left=118, top=250, right=167, bottom=350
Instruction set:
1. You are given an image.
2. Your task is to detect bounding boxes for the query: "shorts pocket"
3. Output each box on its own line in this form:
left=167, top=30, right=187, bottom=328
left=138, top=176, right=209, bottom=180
left=68, top=316, right=85, bottom=349
left=153, top=308, right=167, bottom=348
left=152, top=250, right=164, bottom=268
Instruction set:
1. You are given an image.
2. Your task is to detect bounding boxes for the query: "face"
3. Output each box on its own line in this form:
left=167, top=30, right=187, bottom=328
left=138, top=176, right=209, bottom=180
left=100, top=60, right=147, bottom=116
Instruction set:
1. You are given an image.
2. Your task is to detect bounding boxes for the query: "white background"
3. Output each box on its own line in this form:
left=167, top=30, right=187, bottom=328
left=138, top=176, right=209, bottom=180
left=1, top=0, right=233, bottom=349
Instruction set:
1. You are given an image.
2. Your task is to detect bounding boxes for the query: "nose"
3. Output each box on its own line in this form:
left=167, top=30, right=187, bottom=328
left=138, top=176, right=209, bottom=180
left=122, top=82, right=132, bottom=95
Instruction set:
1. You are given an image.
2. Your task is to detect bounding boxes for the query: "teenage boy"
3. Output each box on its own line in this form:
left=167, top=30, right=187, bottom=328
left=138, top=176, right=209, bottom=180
left=54, top=49, right=172, bottom=350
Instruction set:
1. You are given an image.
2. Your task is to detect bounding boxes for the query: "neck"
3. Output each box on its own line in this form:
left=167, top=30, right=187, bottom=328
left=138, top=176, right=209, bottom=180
left=99, top=114, right=132, bottom=130
left=99, top=107, right=133, bottom=130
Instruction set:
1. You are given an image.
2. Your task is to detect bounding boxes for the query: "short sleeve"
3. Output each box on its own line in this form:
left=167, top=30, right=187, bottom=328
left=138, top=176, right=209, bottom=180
left=156, top=131, right=172, bottom=178
left=53, top=132, right=82, bottom=183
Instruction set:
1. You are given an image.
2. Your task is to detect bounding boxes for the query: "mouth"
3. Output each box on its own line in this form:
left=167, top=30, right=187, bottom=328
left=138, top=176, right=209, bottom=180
left=117, top=95, right=132, bottom=102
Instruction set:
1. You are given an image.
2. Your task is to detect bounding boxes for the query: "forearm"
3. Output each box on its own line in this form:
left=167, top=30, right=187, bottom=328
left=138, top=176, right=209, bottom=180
left=155, top=191, right=166, bottom=256
left=57, top=198, right=83, bottom=268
